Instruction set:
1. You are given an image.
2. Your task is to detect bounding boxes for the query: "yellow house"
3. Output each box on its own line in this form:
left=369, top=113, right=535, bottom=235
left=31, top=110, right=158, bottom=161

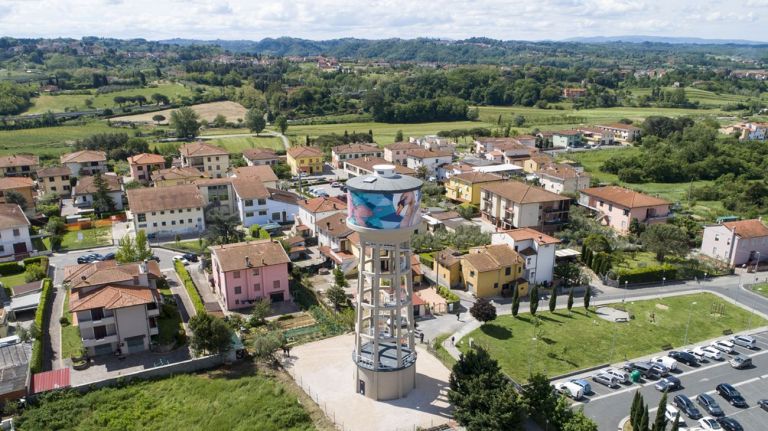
left=461, top=244, right=527, bottom=298
left=445, top=172, right=504, bottom=205
left=287, top=146, right=324, bottom=175
left=523, top=154, right=554, bottom=174
left=433, top=248, right=462, bottom=289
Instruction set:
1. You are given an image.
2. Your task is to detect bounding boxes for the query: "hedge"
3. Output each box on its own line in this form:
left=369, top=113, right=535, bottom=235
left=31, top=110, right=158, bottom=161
left=0, top=261, right=24, bottom=276
left=436, top=285, right=460, bottom=302
left=616, top=264, right=677, bottom=284
left=174, top=261, right=206, bottom=314
left=30, top=278, right=53, bottom=374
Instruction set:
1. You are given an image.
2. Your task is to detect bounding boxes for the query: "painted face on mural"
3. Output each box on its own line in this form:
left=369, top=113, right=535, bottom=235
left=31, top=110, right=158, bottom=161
left=348, top=189, right=421, bottom=230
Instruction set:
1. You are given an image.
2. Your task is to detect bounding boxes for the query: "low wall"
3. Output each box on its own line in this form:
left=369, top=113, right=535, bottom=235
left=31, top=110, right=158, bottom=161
left=70, top=354, right=224, bottom=392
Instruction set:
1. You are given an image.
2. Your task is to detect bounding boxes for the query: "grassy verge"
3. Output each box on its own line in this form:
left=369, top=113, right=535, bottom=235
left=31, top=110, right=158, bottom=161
left=431, top=333, right=457, bottom=369
left=161, top=239, right=208, bottom=254
left=15, top=371, right=316, bottom=431
left=751, top=283, right=768, bottom=298
left=0, top=272, right=27, bottom=297
left=46, top=227, right=113, bottom=251
left=60, top=287, right=84, bottom=360
left=174, top=261, right=205, bottom=314
left=460, top=293, right=765, bottom=382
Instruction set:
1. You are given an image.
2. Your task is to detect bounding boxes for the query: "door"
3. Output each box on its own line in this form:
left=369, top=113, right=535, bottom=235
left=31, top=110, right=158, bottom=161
left=12, top=242, right=27, bottom=255
left=270, top=292, right=285, bottom=303
left=94, top=343, right=114, bottom=356
left=125, top=335, right=146, bottom=354
left=358, top=379, right=365, bottom=395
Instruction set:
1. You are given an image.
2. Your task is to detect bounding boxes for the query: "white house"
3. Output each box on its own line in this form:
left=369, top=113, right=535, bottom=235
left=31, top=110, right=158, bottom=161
left=231, top=176, right=300, bottom=227
left=536, top=164, right=591, bottom=195
left=700, top=219, right=768, bottom=268
left=294, top=196, right=347, bottom=237
left=0, top=204, right=32, bottom=261
left=127, top=185, right=206, bottom=238
left=552, top=131, right=583, bottom=149
left=73, top=174, right=124, bottom=210
left=60, top=150, right=107, bottom=177
left=406, top=149, right=453, bottom=178
left=491, top=227, right=560, bottom=285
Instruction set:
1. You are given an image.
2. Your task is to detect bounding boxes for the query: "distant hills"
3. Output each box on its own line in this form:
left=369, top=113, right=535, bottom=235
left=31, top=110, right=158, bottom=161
left=566, top=35, right=768, bottom=45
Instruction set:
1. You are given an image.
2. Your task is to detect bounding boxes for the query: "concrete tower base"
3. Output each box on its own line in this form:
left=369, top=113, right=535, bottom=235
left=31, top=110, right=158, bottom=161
left=355, top=364, right=416, bottom=401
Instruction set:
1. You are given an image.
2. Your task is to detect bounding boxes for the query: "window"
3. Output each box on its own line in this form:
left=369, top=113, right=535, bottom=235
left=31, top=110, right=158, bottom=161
left=252, top=268, right=260, bottom=276
left=273, top=280, right=280, bottom=289
left=233, top=271, right=241, bottom=279
left=234, top=286, right=242, bottom=294
left=258, top=210, right=267, bottom=216
left=137, top=213, right=146, bottom=222
left=608, top=204, right=613, bottom=211
left=257, top=199, right=266, bottom=205
left=152, top=212, right=156, bottom=216
left=188, top=219, right=193, bottom=223
left=137, top=166, right=144, bottom=171
left=244, top=200, right=253, bottom=207
left=12, top=229, right=19, bottom=237
left=494, top=283, right=499, bottom=289
left=51, top=186, right=57, bottom=191
left=207, top=157, right=211, bottom=162
left=161, top=221, right=166, bottom=226
left=253, top=283, right=261, bottom=291
left=171, top=220, right=176, bottom=225
left=245, top=212, right=254, bottom=217
left=153, top=222, right=157, bottom=227
left=623, top=209, right=630, bottom=216
left=160, top=211, right=165, bottom=215
left=505, top=267, right=511, bottom=276
left=170, top=209, right=175, bottom=214
left=469, top=270, right=475, bottom=277
left=714, top=234, right=719, bottom=241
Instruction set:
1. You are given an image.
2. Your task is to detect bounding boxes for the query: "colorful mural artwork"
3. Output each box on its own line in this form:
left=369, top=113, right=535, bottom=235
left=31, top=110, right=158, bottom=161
left=347, top=189, right=422, bottom=230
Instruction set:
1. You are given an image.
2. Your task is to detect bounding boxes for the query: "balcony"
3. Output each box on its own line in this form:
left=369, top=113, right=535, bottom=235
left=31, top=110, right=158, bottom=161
left=77, top=315, right=115, bottom=329
left=82, top=334, right=118, bottom=347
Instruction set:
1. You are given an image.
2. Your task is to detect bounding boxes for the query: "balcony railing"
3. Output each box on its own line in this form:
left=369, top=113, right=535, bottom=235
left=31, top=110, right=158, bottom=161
left=78, top=315, right=115, bottom=329
left=82, top=334, right=118, bottom=347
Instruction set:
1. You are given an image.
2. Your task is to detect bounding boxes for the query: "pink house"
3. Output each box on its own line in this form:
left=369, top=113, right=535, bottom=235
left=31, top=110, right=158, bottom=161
left=127, top=153, right=166, bottom=184
left=209, top=240, right=291, bottom=310
left=578, top=186, right=671, bottom=234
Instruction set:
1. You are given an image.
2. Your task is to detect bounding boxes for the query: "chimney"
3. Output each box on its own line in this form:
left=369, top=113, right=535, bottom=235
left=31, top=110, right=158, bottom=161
left=140, top=260, right=147, bottom=274
left=326, top=222, right=331, bottom=229
left=245, top=256, right=252, bottom=267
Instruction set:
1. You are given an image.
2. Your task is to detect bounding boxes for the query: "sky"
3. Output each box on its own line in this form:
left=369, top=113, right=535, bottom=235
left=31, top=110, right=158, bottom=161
left=0, top=0, right=766, bottom=42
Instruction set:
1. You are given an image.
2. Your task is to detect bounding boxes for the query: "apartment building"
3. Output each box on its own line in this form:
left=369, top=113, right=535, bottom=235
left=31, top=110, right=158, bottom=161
left=194, top=177, right=236, bottom=216
left=0, top=204, right=32, bottom=261
left=491, top=228, right=560, bottom=285
left=73, top=175, right=124, bottom=210
left=331, top=143, right=382, bottom=169
left=231, top=165, right=278, bottom=188
left=701, top=219, right=768, bottom=267
left=552, top=130, right=583, bottom=149
left=536, top=163, right=591, bottom=195
left=179, top=142, right=230, bottom=178
left=344, top=157, right=416, bottom=178
left=127, top=153, right=166, bottom=184
left=384, top=141, right=421, bottom=165
left=596, top=123, right=642, bottom=142
left=210, top=240, right=291, bottom=310
left=60, top=150, right=107, bottom=177
left=36, top=166, right=71, bottom=197
left=231, top=176, right=300, bottom=227
left=0, top=177, right=35, bottom=213
left=287, top=146, right=324, bottom=175
left=480, top=181, right=571, bottom=233
left=406, top=149, right=453, bottom=178
left=151, top=166, right=208, bottom=187
left=461, top=244, right=526, bottom=298
left=294, top=196, right=347, bottom=237
left=0, top=155, right=38, bottom=178
left=242, top=148, right=281, bottom=166
left=578, top=186, right=671, bottom=234
left=127, top=184, right=206, bottom=237
left=445, top=172, right=504, bottom=205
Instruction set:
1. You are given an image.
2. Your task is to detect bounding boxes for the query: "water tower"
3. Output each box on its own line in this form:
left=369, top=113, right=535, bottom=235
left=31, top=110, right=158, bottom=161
left=346, top=164, right=423, bottom=400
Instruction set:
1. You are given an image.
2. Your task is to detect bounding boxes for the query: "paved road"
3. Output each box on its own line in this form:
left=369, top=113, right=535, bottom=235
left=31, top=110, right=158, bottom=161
left=577, top=330, right=768, bottom=430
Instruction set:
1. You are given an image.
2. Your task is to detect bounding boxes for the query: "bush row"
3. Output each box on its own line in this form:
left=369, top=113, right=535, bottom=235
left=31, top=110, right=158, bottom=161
left=0, top=256, right=51, bottom=277
left=174, top=261, right=206, bottom=314
left=436, top=285, right=460, bottom=302
left=30, top=278, right=53, bottom=374
left=615, top=264, right=677, bottom=284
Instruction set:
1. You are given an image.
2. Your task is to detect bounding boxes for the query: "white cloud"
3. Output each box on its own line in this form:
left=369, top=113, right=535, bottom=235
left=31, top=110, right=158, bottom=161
left=0, top=0, right=762, bottom=42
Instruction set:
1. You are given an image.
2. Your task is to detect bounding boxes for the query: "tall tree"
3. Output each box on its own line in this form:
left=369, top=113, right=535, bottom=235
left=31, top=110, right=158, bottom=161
left=4, top=190, right=27, bottom=211
left=567, top=287, right=574, bottom=313
left=245, top=108, right=266, bottom=135
left=188, top=313, right=232, bottom=356
left=470, top=297, right=497, bottom=323
left=395, top=130, right=404, bottom=142
left=91, top=172, right=116, bottom=215
left=134, top=230, right=153, bottom=261
left=115, top=234, right=137, bottom=263
left=669, top=413, right=680, bottom=431
left=549, top=287, right=558, bottom=313
left=630, top=391, right=642, bottom=429
left=274, top=115, right=288, bottom=134
left=583, top=285, right=591, bottom=312
left=640, top=223, right=689, bottom=262
left=652, top=392, right=667, bottom=431
left=529, top=285, right=539, bottom=316
left=205, top=212, right=244, bottom=245
left=170, top=106, right=200, bottom=140
left=520, top=373, right=559, bottom=423
left=511, top=285, right=520, bottom=317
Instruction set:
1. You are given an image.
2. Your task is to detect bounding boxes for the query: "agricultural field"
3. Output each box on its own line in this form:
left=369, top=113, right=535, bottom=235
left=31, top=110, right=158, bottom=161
left=15, top=370, right=321, bottom=431
left=282, top=120, right=489, bottom=146
left=0, top=122, right=118, bottom=156
left=627, top=86, right=768, bottom=108
left=203, top=135, right=285, bottom=152
left=23, top=82, right=196, bottom=114
left=111, top=101, right=247, bottom=124
left=460, top=293, right=764, bottom=382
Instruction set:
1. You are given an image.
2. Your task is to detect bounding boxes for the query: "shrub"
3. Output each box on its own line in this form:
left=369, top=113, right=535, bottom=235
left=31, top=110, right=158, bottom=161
left=174, top=261, right=205, bottom=314
left=59, top=316, right=69, bottom=326
left=24, top=264, right=46, bottom=283
left=0, top=261, right=23, bottom=276
left=436, top=285, right=460, bottom=302
left=30, top=278, right=53, bottom=373
left=616, top=264, right=677, bottom=284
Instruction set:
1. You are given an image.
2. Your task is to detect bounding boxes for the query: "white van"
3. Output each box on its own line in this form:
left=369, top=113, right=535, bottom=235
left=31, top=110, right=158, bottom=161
left=555, top=382, right=584, bottom=400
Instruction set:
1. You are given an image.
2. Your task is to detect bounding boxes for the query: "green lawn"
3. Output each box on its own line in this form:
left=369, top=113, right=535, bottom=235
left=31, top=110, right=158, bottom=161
left=460, top=293, right=764, bottom=382
left=752, top=283, right=768, bottom=298
left=163, top=239, right=208, bottom=254
left=627, top=86, right=768, bottom=108
left=0, top=272, right=27, bottom=297
left=61, top=288, right=83, bottom=360
left=15, top=372, right=316, bottom=431
left=45, top=227, right=113, bottom=251
left=156, top=303, right=184, bottom=346
left=24, top=82, right=196, bottom=114
left=0, top=122, right=117, bottom=156
left=204, top=135, right=285, bottom=152
left=613, top=251, right=662, bottom=271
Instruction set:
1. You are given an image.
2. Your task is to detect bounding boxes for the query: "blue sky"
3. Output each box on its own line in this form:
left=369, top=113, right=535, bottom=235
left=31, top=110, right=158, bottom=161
left=0, top=0, right=765, bottom=41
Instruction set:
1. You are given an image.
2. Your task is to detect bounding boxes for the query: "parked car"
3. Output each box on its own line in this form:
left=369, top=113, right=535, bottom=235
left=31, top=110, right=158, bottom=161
left=554, top=382, right=583, bottom=400
left=101, top=252, right=116, bottom=261
left=730, top=335, right=757, bottom=350
left=569, top=379, right=592, bottom=394
left=717, top=417, right=743, bottom=431
left=758, top=399, right=768, bottom=412
left=651, top=356, right=679, bottom=371
left=331, top=182, right=341, bottom=188
left=623, top=361, right=667, bottom=379
left=665, top=404, right=686, bottom=424
left=693, top=346, right=723, bottom=361
left=711, top=340, right=736, bottom=354
left=148, top=255, right=160, bottom=262
left=603, top=368, right=630, bottom=384
left=172, top=255, right=190, bottom=265
left=699, top=417, right=723, bottom=430
left=674, top=394, right=703, bottom=420
left=728, top=355, right=752, bottom=369
left=77, top=253, right=103, bottom=264
left=182, top=253, right=199, bottom=263
left=592, top=373, right=619, bottom=388
left=716, top=384, right=747, bottom=408
left=697, top=393, right=725, bottom=417
left=655, top=376, right=682, bottom=392
left=669, top=350, right=699, bottom=366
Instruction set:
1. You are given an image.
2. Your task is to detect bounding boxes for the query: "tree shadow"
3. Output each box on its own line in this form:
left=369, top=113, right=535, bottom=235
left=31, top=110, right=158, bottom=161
left=537, top=314, right=564, bottom=324
left=540, top=337, right=557, bottom=345
left=480, top=324, right=512, bottom=340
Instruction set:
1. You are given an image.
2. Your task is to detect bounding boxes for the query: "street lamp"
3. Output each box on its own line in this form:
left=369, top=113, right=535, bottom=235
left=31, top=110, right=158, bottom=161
left=662, top=277, right=666, bottom=288
left=683, top=301, right=697, bottom=345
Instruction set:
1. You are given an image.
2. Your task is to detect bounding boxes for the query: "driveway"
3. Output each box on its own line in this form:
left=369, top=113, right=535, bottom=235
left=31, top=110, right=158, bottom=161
left=69, top=345, right=192, bottom=386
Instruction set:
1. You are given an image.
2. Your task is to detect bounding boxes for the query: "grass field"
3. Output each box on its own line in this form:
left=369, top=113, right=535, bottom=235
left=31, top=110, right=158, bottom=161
left=0, top=272, right=27, bottom=297
left=752, top=283, right=768, bottom=298
left=16, top=371, right=317, bottom=431
left=0, top=122, right=117, bottom=156
left=24, top=82, right=196, bottom=114
left=281, top=120, right=487, bottom=146
left=45, top=227, right=113, bottom=251
left=460, top=293, right=764, bottom=382
left=204, top=135, right=284, bottom=152
left=112, top=101, right=247, bottom=124
left=627, top=87, right=767, bottom=108
left=61, top=288, right=83, bottom=360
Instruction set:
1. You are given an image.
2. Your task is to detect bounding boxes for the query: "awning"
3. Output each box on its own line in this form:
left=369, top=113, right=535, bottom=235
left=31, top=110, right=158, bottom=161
left=556, top=249, right=581, bottom=258
left=8, top=292, right=42, bottom=313
left=31, top=368, right=71, bottom=394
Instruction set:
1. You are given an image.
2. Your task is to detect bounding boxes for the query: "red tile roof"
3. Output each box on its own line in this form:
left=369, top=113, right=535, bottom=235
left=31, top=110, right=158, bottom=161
left=332, top=143, right=381, bottom=155
left=60, top=150, right=106, bottom=164
left=70, top=284, right=157, bottom=312
left=209, top=239, right=290, bottom=272
left=481, top=181, right=569, bottom=204
left=500, top=227, right=561, bottom=245
left=0, top=203, right=30, bottom=229
left=723, top=219, right=768, bottom=239
left=0, top=154, right=38, bottom=168
left=298, top=196, right=347, bottom=213
left=287, top=146, right=323, bottom=158
left=581, top=186, right=669, bottom=209
left=232, top=165, right=278, bottom=183
left=127, top=153, right=165, bottom=165
left=179, top=142, right=228, bottom=157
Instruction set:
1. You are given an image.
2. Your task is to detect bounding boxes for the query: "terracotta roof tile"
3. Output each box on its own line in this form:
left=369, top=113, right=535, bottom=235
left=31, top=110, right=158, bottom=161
left=74, top=175, right=121, bottom=195
left=70, top=284, right=156, bottom=312
left=581, top=186, right=669, bottom=209
left=151, top=166, right=208, bottom=182
left=316, top=213, right=353, bottom=239
left=463, top=244, right=522, bottom=272
left=231, top=177, right=269, bottom=200
left=36, top=166, right=71, bottom=177
left=537, top=163, right=587, bottom=180
left=0, top=204, right=29, bottom=230
left=179, top=142, right=228, bottom=157
left=332, top=143, right=381, bottom=155
left=127, top=153, right=165, bottom=165
left=481, top=181, right=569, bottom=204
left=242, top=148, right=278, bottom=161
left=60, top=150, right=106, bottom=164
left=0, top=176, right=34, bottom=190
left=723, top=219, right=768, bottom=239
left=127, top=184, right=205, bottom=213
left=406, top=149, right=453, bottom=159
left=450, top=172, right=504, bottom=184
left=287, top=146, right=323, bottom=158
left=345, top=157, right=416, bottom=175
left=387, top=142, right=421, bottom=151
left=298, top=196, right=347, bottom=213
left=209, top=239, right=290, bottom=272
left=500, top=227, right=561, bottom=245
left=64, top=260, right=162, bottom=290
left=232, top=165, right=278, bottom=183
left=0, top=154, right=38, bottom=168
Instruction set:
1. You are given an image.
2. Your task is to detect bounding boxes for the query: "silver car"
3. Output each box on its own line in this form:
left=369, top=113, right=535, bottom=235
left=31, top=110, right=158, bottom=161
left=604, top=368, right=630, bottom=384
left=592, top=372, right=619, bottom=388
left=730, top=335, right=757, bottom=349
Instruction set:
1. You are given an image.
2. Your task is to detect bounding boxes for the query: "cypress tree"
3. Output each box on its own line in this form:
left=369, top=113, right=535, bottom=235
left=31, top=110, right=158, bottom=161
left=637, top=405, right=649, bottom=431
left=669, top=413, right=680, bottom=431
left=630, top=391, right=641, bottom=428
left=511, top=284, right=520, bottom=317
left=549, top=286, right=557, bottom=313
left=583, top=285, right=591, bottom=312
left=567, top=287, right=574, bottom=313
left=529, top=285, right=539, bottom=315
left=652, top=392, right=668, bottom=431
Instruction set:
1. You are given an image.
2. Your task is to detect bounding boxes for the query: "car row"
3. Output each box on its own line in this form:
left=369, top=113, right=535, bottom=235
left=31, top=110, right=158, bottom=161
left=670, top=383, right=762, bottom=430
left=172, top=253, right=198, bottom=265
left=77, top=252, right=113, bottom=264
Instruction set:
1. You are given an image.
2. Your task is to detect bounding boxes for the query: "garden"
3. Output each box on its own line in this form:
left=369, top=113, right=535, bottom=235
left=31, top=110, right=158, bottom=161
left=459, top=293, right=764, bottom=382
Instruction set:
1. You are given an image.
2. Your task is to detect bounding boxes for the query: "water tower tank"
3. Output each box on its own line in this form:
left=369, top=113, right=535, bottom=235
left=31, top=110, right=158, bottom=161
left=345, top=165, right=423, bottom=400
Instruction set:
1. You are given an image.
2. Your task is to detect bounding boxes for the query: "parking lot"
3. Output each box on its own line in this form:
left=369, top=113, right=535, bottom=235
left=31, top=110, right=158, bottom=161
left=557, top=330, right=768, bottom=430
